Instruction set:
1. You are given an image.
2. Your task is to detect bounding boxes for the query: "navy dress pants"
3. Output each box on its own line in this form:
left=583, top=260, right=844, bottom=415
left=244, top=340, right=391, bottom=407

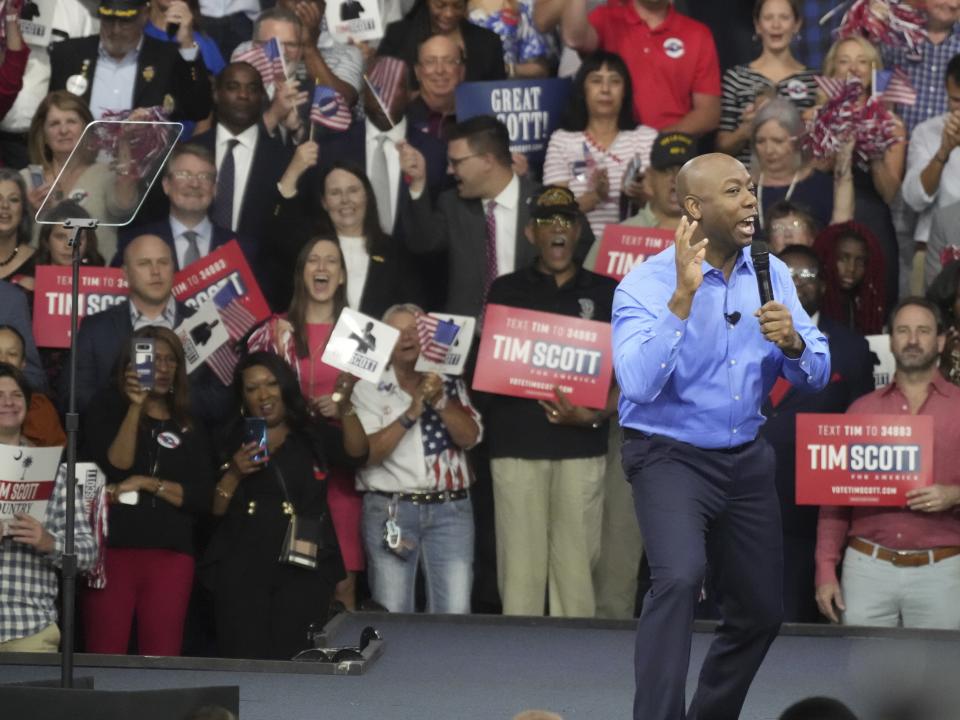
left=622, top=432, right=783, bottom=720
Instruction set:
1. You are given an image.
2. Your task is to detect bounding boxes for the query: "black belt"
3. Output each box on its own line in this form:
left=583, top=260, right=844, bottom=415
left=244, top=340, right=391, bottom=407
left=622, top=427, right=755, bottom=454
left=373, top=489, right=469, bottom=505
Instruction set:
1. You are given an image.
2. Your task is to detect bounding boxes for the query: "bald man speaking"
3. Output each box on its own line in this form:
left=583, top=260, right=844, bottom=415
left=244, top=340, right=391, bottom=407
left=612, top=153, right=830, bottom=720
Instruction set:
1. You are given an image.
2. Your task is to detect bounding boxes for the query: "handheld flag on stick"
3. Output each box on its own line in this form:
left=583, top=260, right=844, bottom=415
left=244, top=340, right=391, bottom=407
left=310, top=86, right=353, bottom=131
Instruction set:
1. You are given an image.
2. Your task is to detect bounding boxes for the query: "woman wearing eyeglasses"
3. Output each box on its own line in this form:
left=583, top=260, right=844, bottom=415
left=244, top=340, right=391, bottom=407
left=543, top=51, right=656, bottom=241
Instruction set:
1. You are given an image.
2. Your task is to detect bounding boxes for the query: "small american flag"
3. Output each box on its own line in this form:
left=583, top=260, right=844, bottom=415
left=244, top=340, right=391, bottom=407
left=366, top=56, right=407, bottom=120
left=310, top=86, right=352, bottom=131
left=873, top=68, right=917, bottom=106
left=814, top=74, right=848, bottom=99
left=234, top=39, right=285, bottom=86
left=204, top=283, right=258, bottom=385
left=415, top=313, right=460, bottom=363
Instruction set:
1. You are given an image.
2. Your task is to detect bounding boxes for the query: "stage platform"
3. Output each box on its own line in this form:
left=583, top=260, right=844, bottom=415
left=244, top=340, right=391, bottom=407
left=3, top=613, right=960, bottom=719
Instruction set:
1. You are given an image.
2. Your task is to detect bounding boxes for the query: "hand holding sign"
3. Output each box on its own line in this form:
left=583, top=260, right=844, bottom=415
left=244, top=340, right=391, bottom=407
left=905, top=484, right=960, bottom=513
left=3, top=513, right=53, bottom=552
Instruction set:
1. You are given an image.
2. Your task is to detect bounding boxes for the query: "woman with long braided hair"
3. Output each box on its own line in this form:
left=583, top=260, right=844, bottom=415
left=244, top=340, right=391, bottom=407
left=813, top=221, right=887, bottom=335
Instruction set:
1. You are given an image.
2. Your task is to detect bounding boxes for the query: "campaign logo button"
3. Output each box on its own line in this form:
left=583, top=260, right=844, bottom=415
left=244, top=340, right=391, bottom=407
left=786, top=78, right=808, bottom=100
left=663, top=37, right=685, bottom=59
left=157, top=431, right=182, bottom=449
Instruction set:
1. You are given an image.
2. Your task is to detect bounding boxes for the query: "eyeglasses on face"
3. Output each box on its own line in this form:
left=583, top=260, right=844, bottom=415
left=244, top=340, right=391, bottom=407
left=170, top=170, right=216, bottom=183
left=533, top=215, right=575, bottom=230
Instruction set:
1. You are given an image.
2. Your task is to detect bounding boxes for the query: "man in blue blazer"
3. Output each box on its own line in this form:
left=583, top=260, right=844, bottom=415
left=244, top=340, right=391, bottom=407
left=113, top=144, right=259, bottom=280
left=68, top=234, right=233, bottom=426
left=761, top=244, right=876, bottom=622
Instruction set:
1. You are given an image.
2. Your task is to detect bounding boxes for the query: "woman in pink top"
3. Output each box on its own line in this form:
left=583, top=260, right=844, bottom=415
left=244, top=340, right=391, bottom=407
left=247, top=236, right=367, bottom=610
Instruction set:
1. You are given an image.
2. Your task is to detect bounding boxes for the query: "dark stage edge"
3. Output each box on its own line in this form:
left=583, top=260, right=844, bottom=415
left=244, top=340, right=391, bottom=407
left=2, top=614, right=960, bottom=720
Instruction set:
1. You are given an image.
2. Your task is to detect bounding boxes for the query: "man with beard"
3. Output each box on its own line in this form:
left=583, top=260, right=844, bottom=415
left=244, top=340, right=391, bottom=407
left=816, top=297, right=960, bottom=629
left=612, top=152, right=829, bottom=720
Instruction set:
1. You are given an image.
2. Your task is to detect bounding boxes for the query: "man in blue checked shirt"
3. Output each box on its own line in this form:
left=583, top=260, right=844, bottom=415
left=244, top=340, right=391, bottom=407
left=612, top=152, right=829, bottom=720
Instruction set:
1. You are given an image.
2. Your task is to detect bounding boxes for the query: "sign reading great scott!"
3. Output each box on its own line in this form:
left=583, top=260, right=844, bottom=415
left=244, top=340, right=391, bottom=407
left=454, top=78, right=571, bottom=166
left=594, top=225, right=675, bottom=281
left=472, top=304, right=613, bottom=409
left=795, top=413, right=933, bottom=506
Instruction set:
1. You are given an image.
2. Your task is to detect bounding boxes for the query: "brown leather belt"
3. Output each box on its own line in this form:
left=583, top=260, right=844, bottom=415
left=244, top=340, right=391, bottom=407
left=848, top=537, right=960, bottom=567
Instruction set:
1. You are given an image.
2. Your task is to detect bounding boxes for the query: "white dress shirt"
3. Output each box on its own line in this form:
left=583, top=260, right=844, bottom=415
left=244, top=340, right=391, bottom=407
left=364, top=117, right=406, bottom=231
left=89, top=40, right=140, bottom=119
left=902, top=113, right=960, bottom=243
left=129, top=295, right=178, bottom=330
left=489, top=173, right=520, bottom=277
left=214, top=122, right=258, bottom=232
left=198, top=0, right=260, bottom=20
left=170, top=215, right=213, bottom=267
left=339, top=234, right=370, bottom=310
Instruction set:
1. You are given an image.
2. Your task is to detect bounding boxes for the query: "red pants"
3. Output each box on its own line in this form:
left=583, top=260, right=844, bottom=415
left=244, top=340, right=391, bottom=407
left=82, top=547, right=194, bottom=656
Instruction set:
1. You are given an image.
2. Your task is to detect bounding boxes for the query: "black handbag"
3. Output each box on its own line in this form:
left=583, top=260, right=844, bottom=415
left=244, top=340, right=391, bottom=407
left=273, top=463, right=333, bottom=569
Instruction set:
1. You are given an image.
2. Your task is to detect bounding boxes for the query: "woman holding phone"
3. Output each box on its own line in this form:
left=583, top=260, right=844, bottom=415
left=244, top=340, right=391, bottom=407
left=82, top=327, right=215, bottom=656
left=205, top=352, right=367, bottom=659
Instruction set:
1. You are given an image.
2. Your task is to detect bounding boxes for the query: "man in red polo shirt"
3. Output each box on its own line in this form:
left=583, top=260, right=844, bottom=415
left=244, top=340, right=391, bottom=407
left=815, top=297, right=960, bottom=629
left=561, top=0, right=721, bottom=134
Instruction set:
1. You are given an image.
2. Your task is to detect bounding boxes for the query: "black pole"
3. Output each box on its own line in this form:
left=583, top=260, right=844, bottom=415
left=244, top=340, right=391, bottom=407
left=60, top=218, right=97, bottom=689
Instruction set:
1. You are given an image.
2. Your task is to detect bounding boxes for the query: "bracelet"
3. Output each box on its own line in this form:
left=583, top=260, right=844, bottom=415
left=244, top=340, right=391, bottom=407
left=398, top=413, right=417, bottom=430
left=215, top=484, right=233, bottom=500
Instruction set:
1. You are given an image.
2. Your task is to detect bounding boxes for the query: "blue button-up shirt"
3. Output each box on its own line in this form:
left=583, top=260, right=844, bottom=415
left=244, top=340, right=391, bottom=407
left=612, top=245, right=830, bottom=450
left=883, top=24, right=960, bottom=134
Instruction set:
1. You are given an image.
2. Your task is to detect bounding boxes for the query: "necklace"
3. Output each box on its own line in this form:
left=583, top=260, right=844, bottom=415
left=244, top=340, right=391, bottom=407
left=0, top=245, right=20, bottom=267
left=757, top=171, right=799, bottom=230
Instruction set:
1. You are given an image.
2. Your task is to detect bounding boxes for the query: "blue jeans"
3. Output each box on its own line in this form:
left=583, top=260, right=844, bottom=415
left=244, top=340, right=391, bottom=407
left=361, top=492, right=474, bottom=613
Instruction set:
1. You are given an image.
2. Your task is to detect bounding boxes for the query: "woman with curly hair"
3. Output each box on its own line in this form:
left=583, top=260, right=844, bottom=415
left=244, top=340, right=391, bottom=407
left=926, top=260, right=960, bottom=385
left=813, top=221, right=887, bottom=335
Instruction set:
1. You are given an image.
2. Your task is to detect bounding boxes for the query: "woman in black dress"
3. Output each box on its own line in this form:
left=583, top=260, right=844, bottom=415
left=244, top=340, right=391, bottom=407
left=206, top=352, right=367, bottom=660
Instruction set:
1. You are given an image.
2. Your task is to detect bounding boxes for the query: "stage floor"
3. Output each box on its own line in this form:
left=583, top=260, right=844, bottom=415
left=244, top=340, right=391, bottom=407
left=3, top=614, right=960, bottom=719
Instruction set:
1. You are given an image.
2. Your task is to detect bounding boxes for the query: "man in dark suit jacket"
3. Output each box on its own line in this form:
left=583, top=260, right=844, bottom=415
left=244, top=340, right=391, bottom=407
left=48, top=0, right=211, bottom=121
left=67, top=234, right=232, bottom=425
left=190, top=63, right=293, bottom=261
left=761, top=245, right=876, bottom=623
left=399, top=116, right=593, bottom=318
left=113, top=143, right=258, bottom=275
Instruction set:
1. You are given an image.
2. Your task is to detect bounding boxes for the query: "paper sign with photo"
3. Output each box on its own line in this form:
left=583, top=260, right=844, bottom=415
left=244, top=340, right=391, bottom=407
left=325, top=0, right=383, bottom=43
left=321, top=307, right=399, bottom=383
left=415, top=313, right=476, bottom=376
left=0, top=445, right=65, bottom=525
left=73, top=462, right=106, bottom=520
left=175, top=298, right=230, bottom=374
left=866, top=334, right=894, bottom=388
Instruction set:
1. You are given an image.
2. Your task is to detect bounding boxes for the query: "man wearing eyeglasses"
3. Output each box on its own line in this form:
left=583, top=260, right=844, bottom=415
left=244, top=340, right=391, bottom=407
left=408, top=34, right=465, bottom=141
left=760, top=244, right=875, bottom=623
left=112, top=143, right=257, bottom=271
left=483, top=185, right=618, bottom=617
left=399, top=115, right=594, bottom=319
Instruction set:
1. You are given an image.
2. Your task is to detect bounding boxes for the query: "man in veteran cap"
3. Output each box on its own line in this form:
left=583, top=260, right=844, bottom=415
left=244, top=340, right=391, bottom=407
left=48, top=0, right=212, bottom=120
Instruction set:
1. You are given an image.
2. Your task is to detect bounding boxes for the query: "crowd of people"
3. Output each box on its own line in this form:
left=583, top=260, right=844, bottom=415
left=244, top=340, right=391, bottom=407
left=0, top=0, right=957, bottom=674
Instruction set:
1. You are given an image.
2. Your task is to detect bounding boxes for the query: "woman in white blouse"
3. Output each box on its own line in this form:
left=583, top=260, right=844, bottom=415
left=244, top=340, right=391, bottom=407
left=543, top=51, right=656, bottom=240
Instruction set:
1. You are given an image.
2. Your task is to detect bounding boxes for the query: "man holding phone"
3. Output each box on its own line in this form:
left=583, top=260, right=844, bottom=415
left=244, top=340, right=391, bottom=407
left=66, top=234, right=232, bottom=425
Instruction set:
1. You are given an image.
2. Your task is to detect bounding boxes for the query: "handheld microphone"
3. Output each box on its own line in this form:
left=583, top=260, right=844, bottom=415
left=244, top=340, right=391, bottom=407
left=166, top=22, right=180, bottom=39
left=751, top=240, right=774, bottom=306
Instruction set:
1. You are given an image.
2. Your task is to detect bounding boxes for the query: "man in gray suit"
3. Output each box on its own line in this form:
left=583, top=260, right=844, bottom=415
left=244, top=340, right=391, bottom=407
left=399, top=116, right=592, bottom=317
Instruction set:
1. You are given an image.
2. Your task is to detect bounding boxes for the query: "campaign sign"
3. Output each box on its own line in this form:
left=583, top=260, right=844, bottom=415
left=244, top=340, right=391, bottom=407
left=325, top=0, right=383, bottom=43
left=472, top=304, right=613, bottom=409
left=795, top=413, right=933, bottom=506
left=171, top=240, right=270, bottom=322
left=32, top=266, right=129, bottom=348
left=0, top=445, right=65, bottom=524
left=415, top=313, right=476, bottom=376
left=321, top=308, right=399, bottom=384
left=174, top=298, right=230, bottom=374
left=595, top=225, right=675, bottom=281
left=866, top=334, right=894, bottom=388
left=455, top=78, right=571, bottom=167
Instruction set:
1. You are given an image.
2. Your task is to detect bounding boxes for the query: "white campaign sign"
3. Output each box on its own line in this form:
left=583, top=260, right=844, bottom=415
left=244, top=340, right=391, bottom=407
left=0, top=445, right=64, bottom=525
left=175, top=298, right=230, bottom=374
left=321, top=307, right=399, bottom=383
left=325, top=0, right=384, bottom=43
left=415, top=313, right=476, bottom=376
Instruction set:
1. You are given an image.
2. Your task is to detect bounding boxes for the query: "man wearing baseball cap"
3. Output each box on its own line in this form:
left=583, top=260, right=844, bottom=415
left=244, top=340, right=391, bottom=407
left=483, top=185, right=619, bottom=618
left=48, top=0, right=212, bottom=121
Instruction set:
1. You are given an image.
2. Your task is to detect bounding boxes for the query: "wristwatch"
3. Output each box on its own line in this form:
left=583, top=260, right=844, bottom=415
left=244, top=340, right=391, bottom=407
left=399, top=413, right=417, bottom=430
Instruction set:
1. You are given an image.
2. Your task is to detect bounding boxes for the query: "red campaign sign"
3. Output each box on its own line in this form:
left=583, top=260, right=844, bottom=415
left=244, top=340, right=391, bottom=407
left=795, top=413, right=933, bottom=506
left=171, top=239, right=270, bottom=320
left=32, top=266, right=129, bottom=348
left=472, top=304, right=613, bottom=410
left=594, top=224, right=674, bottom=281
